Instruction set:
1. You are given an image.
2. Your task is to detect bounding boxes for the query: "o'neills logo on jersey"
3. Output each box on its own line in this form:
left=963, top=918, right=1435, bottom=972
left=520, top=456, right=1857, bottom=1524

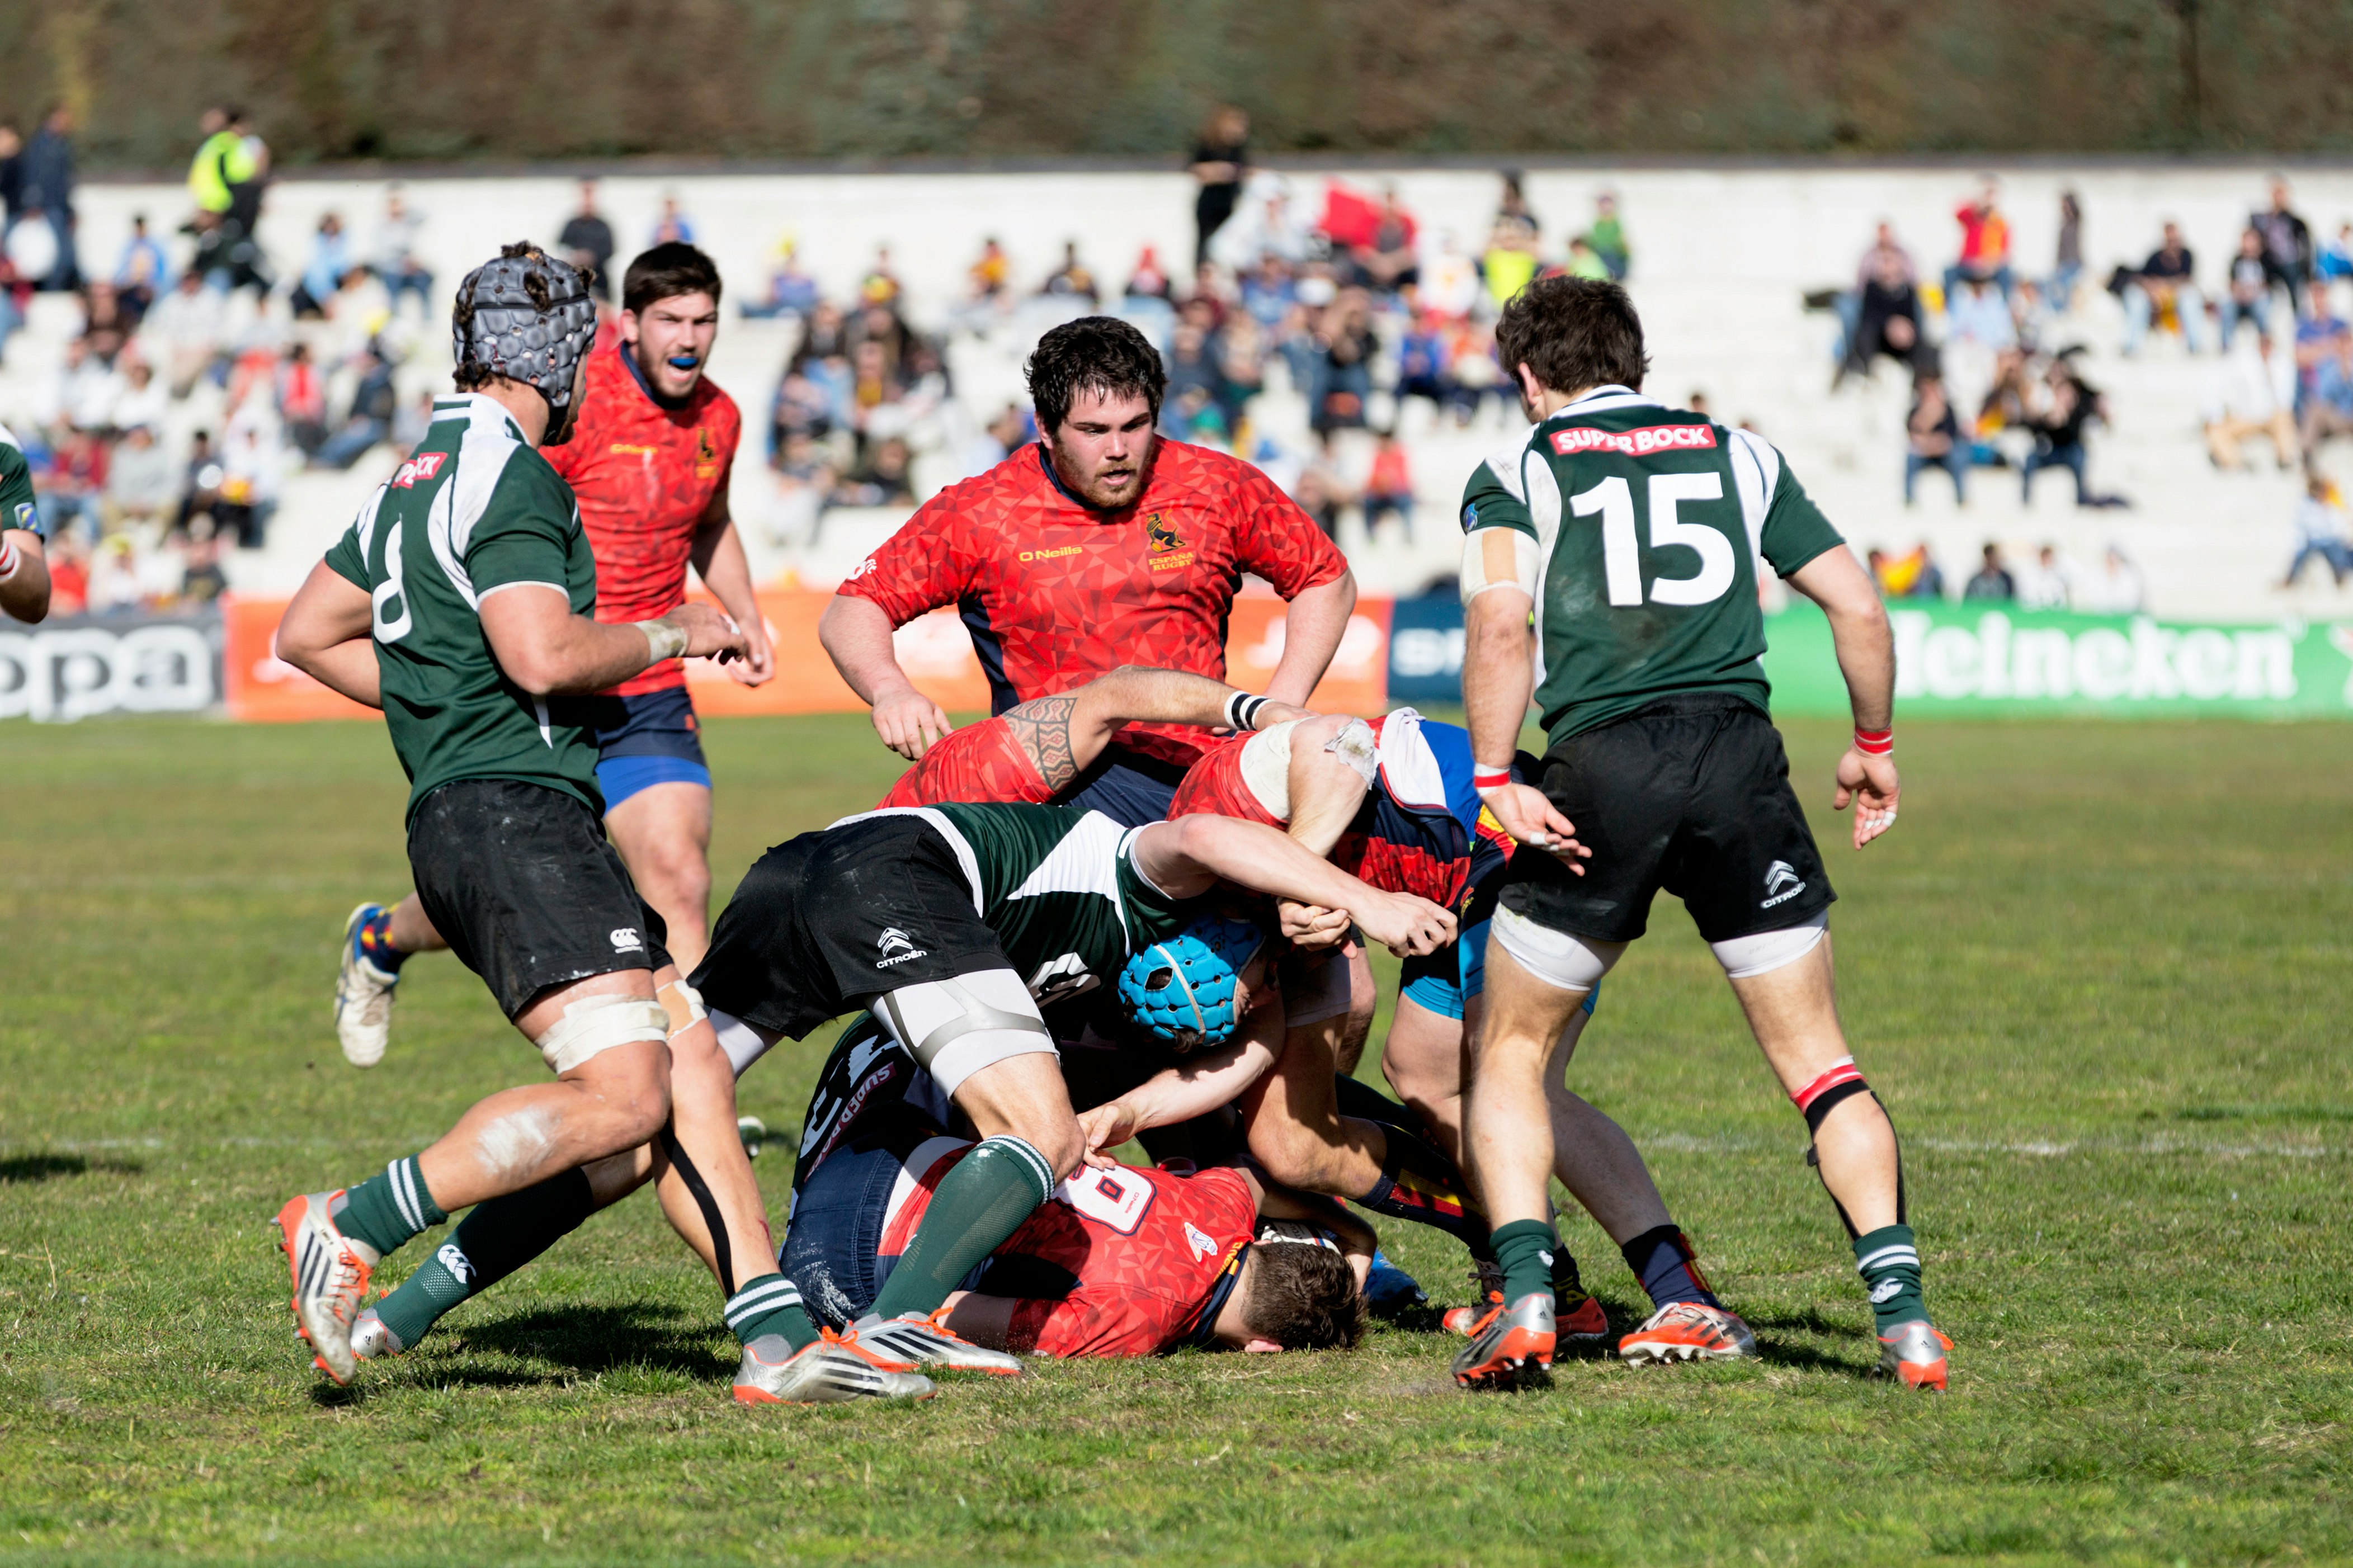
left=390, top=452, right=447, bottom=488
left=1550, top=423, right=1718, bottom=458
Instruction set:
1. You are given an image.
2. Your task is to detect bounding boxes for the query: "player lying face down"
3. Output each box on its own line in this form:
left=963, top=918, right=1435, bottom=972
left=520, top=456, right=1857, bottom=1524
left=351, top=798, right=1450, bottom=1399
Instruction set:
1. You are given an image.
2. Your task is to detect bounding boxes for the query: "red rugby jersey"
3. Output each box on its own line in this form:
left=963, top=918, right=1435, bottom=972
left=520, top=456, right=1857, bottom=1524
left=885, top=1147, right=1256, bottom=1357
left=839, top=439, right=1346, bottom=769
left=544, top=342, right=741, bottom=696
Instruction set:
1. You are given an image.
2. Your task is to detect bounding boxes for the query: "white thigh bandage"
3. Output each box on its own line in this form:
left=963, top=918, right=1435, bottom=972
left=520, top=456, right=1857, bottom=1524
left=871, top=969, right=1055, bottom=1098
left=709, top=1007, right=784, bottom=1078
left=532, top=995, right=670, bottom=1075
left=1279, top=946, right=1355, bottom=1027
left=1460, top=528, right=1542, bottom=603
left=1237, top=722, right=1299, bottom=821
left=1491, top=906, right=1625, bottom=993
left=1710, top=912, right=1828, bottom=980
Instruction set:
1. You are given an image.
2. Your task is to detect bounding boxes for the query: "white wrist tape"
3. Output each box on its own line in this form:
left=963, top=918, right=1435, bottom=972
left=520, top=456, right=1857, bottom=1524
left=638, top=618, right=689, bottom=663
left=1224, top=690, right=1271, bottom=730
left=532, top=995, right=670, bottom=1075
left=1460, top=529, right=1541, bottom=603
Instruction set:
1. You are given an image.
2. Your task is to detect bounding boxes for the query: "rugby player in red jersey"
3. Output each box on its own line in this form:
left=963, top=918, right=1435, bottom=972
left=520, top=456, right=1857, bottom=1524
left=333, top=244, right=771, bottom=1067
left=819, top=315, right=1356, bottom=828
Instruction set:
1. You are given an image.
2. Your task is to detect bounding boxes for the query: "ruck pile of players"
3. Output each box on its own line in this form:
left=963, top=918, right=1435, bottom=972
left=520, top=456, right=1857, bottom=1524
left=273, top=237, right=1948, bottom=1406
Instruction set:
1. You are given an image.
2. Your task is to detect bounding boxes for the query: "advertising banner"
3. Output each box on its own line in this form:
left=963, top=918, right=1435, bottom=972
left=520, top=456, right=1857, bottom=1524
left=0, top=610, right=222, bottom=722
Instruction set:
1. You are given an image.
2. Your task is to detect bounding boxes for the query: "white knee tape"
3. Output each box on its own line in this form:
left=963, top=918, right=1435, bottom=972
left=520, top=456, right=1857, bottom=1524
left=1491, top=906, right=1624, bottom=993
left=709, top=1007, right=783, bottom=1078
left=533, top=995, right=669, bottom=1075
left=1709, top=912, right=1828, bottom=980
left=1237, top=722, right=1299, bottom=821
left=872, top=969, right=1055, bottom=1098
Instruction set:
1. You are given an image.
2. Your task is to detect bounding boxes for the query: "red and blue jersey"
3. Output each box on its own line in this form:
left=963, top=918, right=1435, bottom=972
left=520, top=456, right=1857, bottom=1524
left=883, top=1141, right=1257, bottom=1357
left=543, top=342, right=741, bottom=696
left=838, top=438, right=1346, bottom=769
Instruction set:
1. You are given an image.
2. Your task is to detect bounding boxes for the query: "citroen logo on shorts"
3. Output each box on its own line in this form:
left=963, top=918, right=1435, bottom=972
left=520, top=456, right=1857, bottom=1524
left=875, top=927, right=928, bottom=968
left=1761, top=861, right=1807, bottom=909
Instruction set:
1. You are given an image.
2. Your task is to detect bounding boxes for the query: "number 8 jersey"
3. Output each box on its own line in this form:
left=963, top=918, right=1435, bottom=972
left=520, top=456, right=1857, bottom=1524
left=1459, top=384, right=1846, bottom=750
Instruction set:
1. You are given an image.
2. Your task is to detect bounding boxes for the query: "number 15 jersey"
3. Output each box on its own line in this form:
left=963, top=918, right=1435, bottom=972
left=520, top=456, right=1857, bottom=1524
left=1459, top=385, right=1845, bottom=749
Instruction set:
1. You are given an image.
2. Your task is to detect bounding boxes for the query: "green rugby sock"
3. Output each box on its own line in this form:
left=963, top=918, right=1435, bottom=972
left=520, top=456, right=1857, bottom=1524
left=726, top=1273, right=818, bottom=1352
left=1491, top=1218, right=1562, bottom=1307
left=1854, top=1223, right=1927, bottom=1333
left=371, top=1167, right=597, bottom=1349
left=866, top=1135, right=1054, bottom=1322
left=332, top=1154, right=445, bottom=1258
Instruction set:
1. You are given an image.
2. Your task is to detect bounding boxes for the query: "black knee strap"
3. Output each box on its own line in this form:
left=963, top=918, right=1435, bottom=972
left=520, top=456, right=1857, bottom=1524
left=659, top=1123, right=735, bottom=1296
left=1802, top=1090, right=1906, bottom=1238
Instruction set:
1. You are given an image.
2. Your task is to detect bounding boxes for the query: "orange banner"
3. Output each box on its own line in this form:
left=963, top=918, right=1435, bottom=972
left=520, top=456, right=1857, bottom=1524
left=224, top=587, right=1393, bottom=722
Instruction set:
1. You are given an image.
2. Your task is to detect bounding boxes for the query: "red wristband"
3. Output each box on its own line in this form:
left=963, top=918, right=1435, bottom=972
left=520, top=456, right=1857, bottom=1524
left=1472, top=765, right=1511, bottom=790
left=1853, top=727, right=1893, bottom=756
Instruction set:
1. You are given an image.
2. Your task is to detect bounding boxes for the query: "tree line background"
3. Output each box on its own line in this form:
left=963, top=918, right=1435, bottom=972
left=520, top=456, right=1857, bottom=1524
left=6, top=0, right=2347, bottom=170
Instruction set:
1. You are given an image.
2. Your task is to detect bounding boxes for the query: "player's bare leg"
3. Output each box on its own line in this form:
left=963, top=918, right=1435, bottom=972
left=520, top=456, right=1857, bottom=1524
left=604, top=781, right=715, bottom=972
left=1724, top=931, right=1946, bottom=1386
left=386, top=895, right=446, bottom=953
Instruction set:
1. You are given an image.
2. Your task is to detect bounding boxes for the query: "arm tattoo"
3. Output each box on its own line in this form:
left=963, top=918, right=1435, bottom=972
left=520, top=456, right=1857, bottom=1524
left=1002, top=695, right=1083, bottom=792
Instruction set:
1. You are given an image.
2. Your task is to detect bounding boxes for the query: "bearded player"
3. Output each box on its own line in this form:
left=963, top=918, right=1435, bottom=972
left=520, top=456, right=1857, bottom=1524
left=820, top=314, right=1355, bottom=829
left=335, top=243, right=770, bottom=1066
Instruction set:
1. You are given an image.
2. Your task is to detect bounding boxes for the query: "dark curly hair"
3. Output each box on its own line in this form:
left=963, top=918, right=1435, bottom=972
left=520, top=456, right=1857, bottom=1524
left=1025, top=315, right=1166, bottom=433
left=1494, top=274, right=1651, bottom=397
left=624, top=242, right=723, bottom=315
left=1242, top=1236, right=1366, bottom=1351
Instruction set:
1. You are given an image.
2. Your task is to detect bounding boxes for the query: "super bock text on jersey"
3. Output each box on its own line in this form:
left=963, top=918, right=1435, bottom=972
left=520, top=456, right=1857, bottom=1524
left=1467, top=386, right=1843, bottom=945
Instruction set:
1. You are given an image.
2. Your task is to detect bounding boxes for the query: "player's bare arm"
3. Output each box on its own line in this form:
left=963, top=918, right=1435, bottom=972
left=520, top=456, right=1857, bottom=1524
left=1785, top=546, right=1900, bottom=848
left=480, top=583, right=744, bottom=696
left=689, top=487, right=774, bottom=687
left=278, top=561, right=384, bottom=707
left=1264, top=570, right=1357, bottom=706
left=1130, top=813, right=1456, bottom=956
left=1077, top=998, right=1286, bottom=1165
left=1461, top=582, right=1588, bottom=866
left=0, top=528, right=50, bottom=623
left=819, top=592, right=954, bottom=759
left=1004, top=667, right=1310, bottom=794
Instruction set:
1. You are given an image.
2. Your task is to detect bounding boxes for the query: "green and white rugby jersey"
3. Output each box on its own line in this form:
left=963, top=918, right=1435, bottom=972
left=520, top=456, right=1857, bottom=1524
left=1460, top=385, right=1846, bottom=747
left=854, top=803, right=1196, bottom=1005
left=0, top=422, right=41, bottom=538
left=322, top=395, right=603, bottom=823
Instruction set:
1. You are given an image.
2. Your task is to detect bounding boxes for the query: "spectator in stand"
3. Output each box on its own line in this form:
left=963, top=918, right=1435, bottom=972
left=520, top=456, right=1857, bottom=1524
left=179, top=530, right=227, bottom=604
left=114, top=357, right=167, bottom=435
left=1838, top=224, right=1922, bottom=385
left=1212, top=309, right=1265, bottom=436
left=2293, top=290, right=2346, bottom=408
left=279, top=341, right=329, bottom=456
left=2319, top=221, right=2353, bottom=309
left=774, top=432, right=840, bottom=543
left=2218, top=226, right=2288, bottom=348
left=557, top=177, right=616, bottom=301
left=103, top=423, right=176, bottom=533
left=42, top=532, right=88, bottom=616
left=1238, top=253, right=1295, bottom=332
left=2283, top=472, right=2351, bottom=588
left=39, top=427, right=107, bottom=542
left=392, top=388, right=435, bottom=452
left=1349, top=186, right=1420, bottom=295
left=741, top=235, right=819, bottom=320
left=833, top=433, right=916, bottom=508
left=1041, top=240, right=1100, bottom=304
left=1361, top=428, right=1414, bottom=543
left=2300, top=329, right=2353, bottom=456
left=0, top=122, right=20, bottom=234
left=1443, top=317, right=1503, bottom=424
left=1962, top=543, right=2016, bottom=601
left=1306, top=286, right=1378, bottom=434
left=1394, top=311, right=1450, bottom=416
left=1190, top=106, right=1251, bottom=269
left=143, top=268, right=225, bottom=396
left=176, top=431, right=221, bottom=534
left=1903, top=372, right=1967, bottom=506
left=2015, top=544, right=2073, bottom=610
left=1588, top=191, right=1629, bottom=280
left=2078, top=544, right=2145, bottom=614
left=1125, top=245, right=1172, bottom=303
left=2252, top=177, right=2315, bottom=318
left=2049, top=191, right=2083, bottom=312
left=313, top=345, right=397, bottom=470
left=79, top=282, right=133, bottom=363
left=1497, top=170, right=1540, bottom=237
left=1212, top=172, right=1310, bottom=273
left=2121, top=223, right=2204, bottom=355
left=291, top=212, right=351, bottom=319
left=1945, top=177, right=2012, bottom=301
left=2201, top=329, right=2299, bottom=471
left=860, top=245, right=903, bottom=307
left=37, top=334, right=122, bottom=433
left=1480, top=210, right=1540, bottom=310
left=1947, top=275, right=2016, bottom=351
left=1874, top=541, right=1943, bottom=599
left=2023, top=355, right=2123, bottom=507
left=21, top=105, right=78, bottom=291
left=649, top=191, right=695, bottom=246
left=1564, top=236, right=1611, bottom=281
left=371, top=185, right=431, bottom=317
left=215, top=395, right=284, bottom=549
left=114, top=215, right=169, bottom=318
left=1163, top=317, right=1228, bottom=429
left=1291, top=436, right=1346, bottom=539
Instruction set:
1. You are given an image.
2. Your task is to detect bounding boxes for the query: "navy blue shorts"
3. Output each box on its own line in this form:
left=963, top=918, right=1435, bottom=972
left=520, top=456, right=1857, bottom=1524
left=1056, top=747, right=1189, bottom=829
left=585, top=686, right=710, bottom=809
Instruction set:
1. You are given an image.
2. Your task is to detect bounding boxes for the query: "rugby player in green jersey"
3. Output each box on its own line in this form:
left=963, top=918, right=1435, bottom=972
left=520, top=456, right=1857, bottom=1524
left=0, top=422, right=50, bottom=622
left=257, top=244, right=893, bottom=1402
left=1451, top=276, right=1948, bottom=1391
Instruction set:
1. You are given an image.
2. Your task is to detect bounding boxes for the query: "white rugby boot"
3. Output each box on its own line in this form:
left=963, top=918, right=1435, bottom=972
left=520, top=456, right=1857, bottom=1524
left=851, top=1309, right=1026, bottom=1375
left=732, top=1331, right=936, bottom=1405
left=334, top=903, right=400, bottom=1068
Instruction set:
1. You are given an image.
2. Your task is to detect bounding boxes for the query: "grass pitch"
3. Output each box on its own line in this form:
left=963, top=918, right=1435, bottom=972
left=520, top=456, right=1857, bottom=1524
left=1, top=712, right=2349, bottom=1566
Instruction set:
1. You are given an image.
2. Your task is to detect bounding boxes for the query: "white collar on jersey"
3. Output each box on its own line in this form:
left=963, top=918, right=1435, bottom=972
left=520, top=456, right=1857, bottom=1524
left=1542, top=384, right=1662, bottom=421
